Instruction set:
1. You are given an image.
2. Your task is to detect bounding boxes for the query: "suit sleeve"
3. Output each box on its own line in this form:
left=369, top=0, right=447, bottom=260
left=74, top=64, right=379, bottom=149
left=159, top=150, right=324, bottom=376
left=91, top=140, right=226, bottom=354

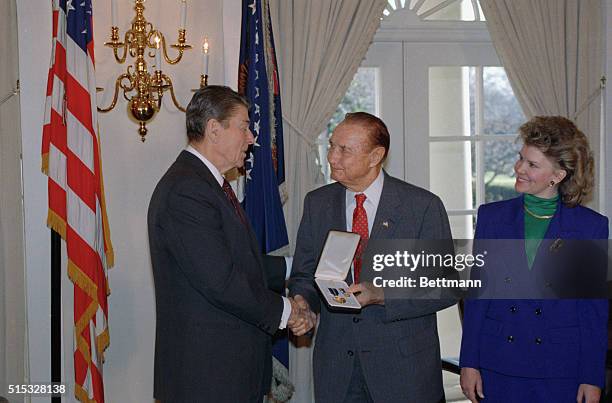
left=288, top=192, right=321, bottom=313
left=262, top=255, right=288, bottom=295
left=383, top=195, right=458, bottom=322
left=164, top=180, right=284, bottom=335
left=577, top=216, right=609, bottom=387
left=459, top=205, right=491, bottom=369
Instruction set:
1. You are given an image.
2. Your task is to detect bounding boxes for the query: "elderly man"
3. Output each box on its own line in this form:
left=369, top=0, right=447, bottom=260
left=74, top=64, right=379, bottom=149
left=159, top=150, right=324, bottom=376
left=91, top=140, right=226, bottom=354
left=148, top=86, right=313, bottom=402
left=289, top=112, right=455, bottom=403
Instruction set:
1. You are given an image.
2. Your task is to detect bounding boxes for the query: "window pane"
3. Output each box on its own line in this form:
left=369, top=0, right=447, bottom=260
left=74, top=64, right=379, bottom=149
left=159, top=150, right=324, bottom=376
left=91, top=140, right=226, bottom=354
left=430, top=141, right=475, bottom=210
left=429, top=66, right=472, bottom=137
left=483, top=67, right=525, bottom=135
left=430, top=66, right=522, bottom=208
left=421, top=0, right=478, bottom=21
left=484, top=139, right=520, bottom=203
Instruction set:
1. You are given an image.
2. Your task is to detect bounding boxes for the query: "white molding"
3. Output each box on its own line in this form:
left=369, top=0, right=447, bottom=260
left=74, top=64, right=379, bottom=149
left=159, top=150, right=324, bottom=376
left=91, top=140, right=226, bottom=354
left=429, top=134, right=517, bottom=142
left=377, top=2, right=491, bottom=43
left=375, top=23, right=491, bottom=43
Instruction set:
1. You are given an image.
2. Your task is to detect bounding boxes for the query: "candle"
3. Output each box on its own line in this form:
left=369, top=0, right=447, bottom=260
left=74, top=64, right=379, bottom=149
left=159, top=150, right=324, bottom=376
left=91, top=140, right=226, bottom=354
left=202, top=38, right=209, bottom=76
left=154, top=36, right=162, bottom=70
left=180, top=0, right=187, bottom=30
left=111, top=0, right=118, bottom=27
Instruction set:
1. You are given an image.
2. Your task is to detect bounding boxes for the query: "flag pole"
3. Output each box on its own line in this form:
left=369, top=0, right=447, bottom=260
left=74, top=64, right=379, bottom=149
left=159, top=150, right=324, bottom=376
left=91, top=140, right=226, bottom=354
left=51, top=230, right=61, bottom=402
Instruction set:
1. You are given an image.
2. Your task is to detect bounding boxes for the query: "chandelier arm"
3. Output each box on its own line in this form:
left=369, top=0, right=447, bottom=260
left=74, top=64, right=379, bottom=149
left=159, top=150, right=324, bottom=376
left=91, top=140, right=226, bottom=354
left=161, top=35, right=185, bottom=65
left=121, top=67, right=136, bottom=92
left=163, top=74, right=186, bottom=112
left=120, top=73, right=136, bottom=102
left=97, top=73, right=130, bottom=113
left=97, top=76, right=121, bottom=113
left=111, top=31, right=131, bottom=64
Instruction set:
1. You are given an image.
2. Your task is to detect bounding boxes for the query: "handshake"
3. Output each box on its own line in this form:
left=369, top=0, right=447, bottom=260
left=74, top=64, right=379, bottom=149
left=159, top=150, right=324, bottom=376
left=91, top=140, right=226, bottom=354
left=287, top=295, right=317, bottom=336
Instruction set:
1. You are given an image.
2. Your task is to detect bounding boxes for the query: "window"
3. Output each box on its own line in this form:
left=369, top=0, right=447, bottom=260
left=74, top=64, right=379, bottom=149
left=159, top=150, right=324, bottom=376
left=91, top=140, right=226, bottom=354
left=428, top=66, right=524, bottom=237
left=316, top=67, right=380, bottom=184
left=383, top=0, right=485, bottom=22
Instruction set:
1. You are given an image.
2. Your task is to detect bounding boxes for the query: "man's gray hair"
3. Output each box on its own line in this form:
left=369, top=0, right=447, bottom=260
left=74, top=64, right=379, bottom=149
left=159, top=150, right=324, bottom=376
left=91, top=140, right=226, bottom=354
left=185, top=85, right=249, bottom=142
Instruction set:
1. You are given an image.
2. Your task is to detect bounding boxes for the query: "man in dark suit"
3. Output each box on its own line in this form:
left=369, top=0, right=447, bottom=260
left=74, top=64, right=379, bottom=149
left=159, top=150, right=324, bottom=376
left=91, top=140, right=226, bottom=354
left=148, top=86, right=314, bottom=402
left=289, top=112, right=456, bottom=403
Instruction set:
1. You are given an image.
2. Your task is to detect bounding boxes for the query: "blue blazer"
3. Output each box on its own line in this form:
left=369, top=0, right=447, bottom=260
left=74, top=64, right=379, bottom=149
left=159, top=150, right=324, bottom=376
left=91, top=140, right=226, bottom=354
left=459, top=195, right=609, bottom=388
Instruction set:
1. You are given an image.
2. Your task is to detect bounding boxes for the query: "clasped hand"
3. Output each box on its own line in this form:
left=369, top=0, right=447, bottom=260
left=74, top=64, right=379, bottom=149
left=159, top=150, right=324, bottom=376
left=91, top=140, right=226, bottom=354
left=287, top=295, right=317, bottom=336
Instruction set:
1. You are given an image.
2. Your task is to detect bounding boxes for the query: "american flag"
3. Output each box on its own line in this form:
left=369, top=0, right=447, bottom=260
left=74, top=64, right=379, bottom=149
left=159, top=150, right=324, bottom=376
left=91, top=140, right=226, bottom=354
left=238, top=0, right=288, bottom=254
left=41, top=1, right=114, bottom=402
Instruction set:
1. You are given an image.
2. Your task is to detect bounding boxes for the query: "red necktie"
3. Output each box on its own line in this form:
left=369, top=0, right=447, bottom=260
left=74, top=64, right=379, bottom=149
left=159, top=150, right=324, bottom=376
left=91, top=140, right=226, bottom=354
left=222, top=179, right=248, bottom=228
left=352, top=193, right=369, bottom=283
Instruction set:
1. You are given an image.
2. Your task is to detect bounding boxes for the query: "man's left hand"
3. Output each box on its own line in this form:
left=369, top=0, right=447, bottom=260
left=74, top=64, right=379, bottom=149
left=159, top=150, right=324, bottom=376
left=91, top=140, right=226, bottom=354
left=347, top=282, right=384, bottom=307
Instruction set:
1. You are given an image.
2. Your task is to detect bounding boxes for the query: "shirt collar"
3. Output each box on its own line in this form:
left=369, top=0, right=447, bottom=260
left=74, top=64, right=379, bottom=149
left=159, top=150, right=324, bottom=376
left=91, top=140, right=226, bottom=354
left=185, top=145, right=224, bottom=187
left=346, top=169, right=384, bottom=207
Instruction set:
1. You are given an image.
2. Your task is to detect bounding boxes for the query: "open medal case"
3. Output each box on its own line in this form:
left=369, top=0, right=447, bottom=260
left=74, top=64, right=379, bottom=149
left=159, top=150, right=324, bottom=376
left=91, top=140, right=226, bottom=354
left=314, top=230, right=362, bottom=310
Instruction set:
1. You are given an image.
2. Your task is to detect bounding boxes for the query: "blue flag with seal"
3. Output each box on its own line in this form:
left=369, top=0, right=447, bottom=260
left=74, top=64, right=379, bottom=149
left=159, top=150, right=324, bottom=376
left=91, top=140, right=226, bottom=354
left=238, top=0, right=288, bottom=255
left=238, top=0, right=291, bottom=386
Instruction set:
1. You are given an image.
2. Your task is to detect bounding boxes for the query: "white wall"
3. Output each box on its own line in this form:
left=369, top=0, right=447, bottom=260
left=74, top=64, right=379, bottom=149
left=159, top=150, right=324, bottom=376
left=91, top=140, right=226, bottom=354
left=17, top=3, right=52, bottom=402
left=17, top=0, right=239, bottom=401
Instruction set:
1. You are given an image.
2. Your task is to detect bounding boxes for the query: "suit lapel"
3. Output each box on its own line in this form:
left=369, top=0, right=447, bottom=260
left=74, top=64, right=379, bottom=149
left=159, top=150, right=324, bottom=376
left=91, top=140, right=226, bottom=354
left=532, top=201, right=579, bottom=269
left=178, top=151, right=264, bottom=266
left=324, top=184, right=347, bottom=232
left=500, top=196, right=525, bottom=240
left=497, top=196, right=529, bottom=271
left=370, top=173, right=399, bottom=241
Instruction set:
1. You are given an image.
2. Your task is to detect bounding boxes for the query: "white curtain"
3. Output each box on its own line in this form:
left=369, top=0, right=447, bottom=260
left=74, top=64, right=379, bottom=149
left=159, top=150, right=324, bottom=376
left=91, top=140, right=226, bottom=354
left=271, top=0, right=387, bottom=254
left=480, top=0, right=603, bottom=207
left=269, top=1, right=387, bottom=401
left=0, top=0, right=26, bottom=400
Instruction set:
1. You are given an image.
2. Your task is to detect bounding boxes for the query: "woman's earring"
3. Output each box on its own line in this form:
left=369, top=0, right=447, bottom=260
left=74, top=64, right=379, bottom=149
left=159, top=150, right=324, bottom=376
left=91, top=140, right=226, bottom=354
left=549, top=180, right=555, bottom=187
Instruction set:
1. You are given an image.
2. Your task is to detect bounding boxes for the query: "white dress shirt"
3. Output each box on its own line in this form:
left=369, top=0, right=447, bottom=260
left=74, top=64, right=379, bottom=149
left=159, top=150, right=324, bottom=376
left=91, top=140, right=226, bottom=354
left=185, top=146, right=292, bottom=329
left=344, top=169, right=384, bottom=282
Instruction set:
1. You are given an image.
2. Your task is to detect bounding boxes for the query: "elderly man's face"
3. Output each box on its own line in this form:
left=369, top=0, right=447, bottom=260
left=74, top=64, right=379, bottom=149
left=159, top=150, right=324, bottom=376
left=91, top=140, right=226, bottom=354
left=213, top=105, right=254, bottom=173
left=327, top=122, right=382, bottom=192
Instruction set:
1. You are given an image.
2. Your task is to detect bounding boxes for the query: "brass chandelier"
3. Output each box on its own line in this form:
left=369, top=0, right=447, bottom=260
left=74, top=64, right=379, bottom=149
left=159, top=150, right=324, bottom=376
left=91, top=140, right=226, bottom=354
left=98, top=0, right=209, bottom=142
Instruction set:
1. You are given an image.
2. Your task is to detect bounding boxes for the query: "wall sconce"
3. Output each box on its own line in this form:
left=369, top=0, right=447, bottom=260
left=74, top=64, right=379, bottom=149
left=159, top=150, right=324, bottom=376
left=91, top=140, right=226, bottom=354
left=98, top=0, right=208, bottom=142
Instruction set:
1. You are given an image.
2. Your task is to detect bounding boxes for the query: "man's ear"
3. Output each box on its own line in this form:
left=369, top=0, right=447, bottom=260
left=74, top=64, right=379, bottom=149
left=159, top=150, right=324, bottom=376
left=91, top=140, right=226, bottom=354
left=206, top=119, right=221, bottom=143
left=369, top=146, right=386, bottom=167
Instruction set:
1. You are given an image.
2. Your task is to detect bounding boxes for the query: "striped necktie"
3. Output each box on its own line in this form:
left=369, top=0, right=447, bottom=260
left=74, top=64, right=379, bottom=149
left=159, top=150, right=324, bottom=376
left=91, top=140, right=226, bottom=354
left=222, top=179, right=248, bottom=228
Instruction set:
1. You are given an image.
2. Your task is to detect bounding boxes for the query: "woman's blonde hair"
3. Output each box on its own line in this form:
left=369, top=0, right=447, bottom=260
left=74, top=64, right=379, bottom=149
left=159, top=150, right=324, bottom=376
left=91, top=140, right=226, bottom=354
left=518, top=116, right=594, bottom=207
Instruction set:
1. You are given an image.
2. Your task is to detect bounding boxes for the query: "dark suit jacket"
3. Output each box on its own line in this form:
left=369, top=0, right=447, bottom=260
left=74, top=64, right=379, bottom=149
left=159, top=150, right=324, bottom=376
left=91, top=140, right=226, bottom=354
left=460, top=196, right=609, bottom=388
left=148, top=150, right=284, bottom=402
left=289, top=171, right=456, bottom=403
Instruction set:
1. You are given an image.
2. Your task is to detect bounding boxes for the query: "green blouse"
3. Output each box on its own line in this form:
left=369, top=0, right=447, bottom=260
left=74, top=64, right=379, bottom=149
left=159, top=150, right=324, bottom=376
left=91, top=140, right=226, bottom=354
left=524, top=193, right=559, bottom=268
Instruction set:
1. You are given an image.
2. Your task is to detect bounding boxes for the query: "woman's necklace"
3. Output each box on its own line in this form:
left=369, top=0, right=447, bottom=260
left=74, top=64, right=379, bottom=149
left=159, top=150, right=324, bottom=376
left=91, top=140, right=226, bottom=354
left=524, top=205, right=554, bottom=219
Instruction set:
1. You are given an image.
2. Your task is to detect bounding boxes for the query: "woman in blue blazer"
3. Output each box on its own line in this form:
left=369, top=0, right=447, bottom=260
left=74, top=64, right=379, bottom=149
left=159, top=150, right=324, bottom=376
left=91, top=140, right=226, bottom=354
left=459, top=116, right=609, bottom=403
